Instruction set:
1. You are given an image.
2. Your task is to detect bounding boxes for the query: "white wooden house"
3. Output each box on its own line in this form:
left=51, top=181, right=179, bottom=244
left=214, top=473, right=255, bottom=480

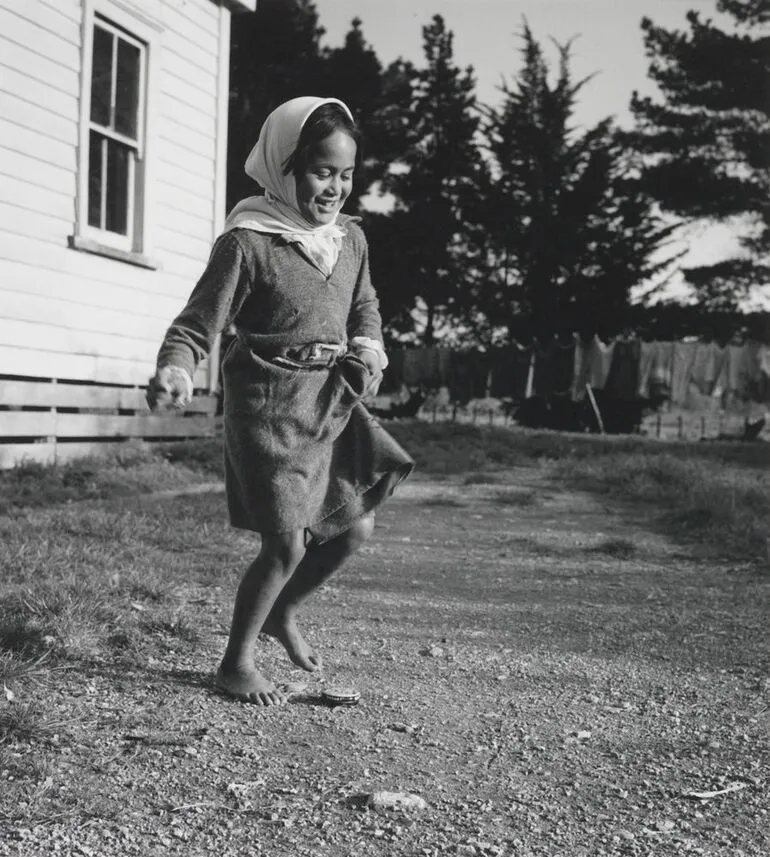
left=0, top=0, right=255, bottom=467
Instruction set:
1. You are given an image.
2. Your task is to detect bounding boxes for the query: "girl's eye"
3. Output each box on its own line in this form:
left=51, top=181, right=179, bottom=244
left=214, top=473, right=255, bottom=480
left=314, top=169, right=332, bottom=178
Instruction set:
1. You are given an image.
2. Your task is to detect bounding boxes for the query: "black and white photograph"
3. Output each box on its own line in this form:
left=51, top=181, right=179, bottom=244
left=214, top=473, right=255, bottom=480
left=0, top=0, right=768, bottom=854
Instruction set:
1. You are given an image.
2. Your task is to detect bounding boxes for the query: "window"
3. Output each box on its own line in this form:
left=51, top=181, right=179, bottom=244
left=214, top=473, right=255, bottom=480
left=87, top=19, right=144, bottom=240
left=71, top=2, right=160, bottom=268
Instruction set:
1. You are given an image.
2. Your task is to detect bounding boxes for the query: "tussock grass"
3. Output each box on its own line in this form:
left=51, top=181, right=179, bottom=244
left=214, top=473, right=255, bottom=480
left=0, top=699, right=64, bottom=744
left=142, top=611, right=201, bottom=643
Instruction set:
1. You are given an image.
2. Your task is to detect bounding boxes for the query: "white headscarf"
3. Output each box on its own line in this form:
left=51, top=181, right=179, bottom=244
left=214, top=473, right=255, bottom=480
left=224, top=96, right=355, bottom=276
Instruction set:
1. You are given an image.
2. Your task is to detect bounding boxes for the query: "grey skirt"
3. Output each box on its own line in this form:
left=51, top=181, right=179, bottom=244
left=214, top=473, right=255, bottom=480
left=221, top=341, right=414, bottom=543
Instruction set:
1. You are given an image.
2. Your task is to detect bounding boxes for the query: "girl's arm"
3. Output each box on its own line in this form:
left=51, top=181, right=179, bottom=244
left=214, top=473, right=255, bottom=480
left=157, top=232, right=250, bottom=378
left=147, top=233, right=249, bottom=410
left=347, top=236, right=388, bottom=373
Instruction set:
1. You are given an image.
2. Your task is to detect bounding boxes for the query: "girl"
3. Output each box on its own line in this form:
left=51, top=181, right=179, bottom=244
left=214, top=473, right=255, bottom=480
left=147, top=97, right=413, bottom=706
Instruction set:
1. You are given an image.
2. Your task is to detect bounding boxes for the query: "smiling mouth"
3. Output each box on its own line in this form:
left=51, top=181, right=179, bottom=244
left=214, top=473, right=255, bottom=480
left=317, top=199, right=338, bottom=209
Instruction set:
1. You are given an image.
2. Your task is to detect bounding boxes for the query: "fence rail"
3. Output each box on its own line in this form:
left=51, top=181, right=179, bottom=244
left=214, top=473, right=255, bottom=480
left=0, top=377, right=220, bottom=469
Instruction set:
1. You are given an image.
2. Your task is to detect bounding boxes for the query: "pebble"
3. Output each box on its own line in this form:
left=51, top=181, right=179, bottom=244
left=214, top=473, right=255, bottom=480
left=420, top=645, right=445, bottom=658
left=368, top=791, right=428, bottom=811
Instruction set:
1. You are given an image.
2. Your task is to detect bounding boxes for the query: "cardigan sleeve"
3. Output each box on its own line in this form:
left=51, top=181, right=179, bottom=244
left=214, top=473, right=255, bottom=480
left=346, top=229, right=383, bottom=344
left=156, top=232, right=251, bottom=378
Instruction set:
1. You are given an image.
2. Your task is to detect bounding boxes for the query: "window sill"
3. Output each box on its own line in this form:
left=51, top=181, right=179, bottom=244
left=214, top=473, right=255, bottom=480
left=68, top=235, right=161, bottom=270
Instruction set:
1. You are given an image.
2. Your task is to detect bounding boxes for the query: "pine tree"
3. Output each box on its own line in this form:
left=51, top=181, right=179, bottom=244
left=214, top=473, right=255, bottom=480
left=226, top=0, right=326, bottom=210
left=317, top=18, right=390, bottom=211
left=629, top=0, right=770, bottom=308
left=381, top=15, right=488, bottom=345
left=481, top=25, right=677, bottom=342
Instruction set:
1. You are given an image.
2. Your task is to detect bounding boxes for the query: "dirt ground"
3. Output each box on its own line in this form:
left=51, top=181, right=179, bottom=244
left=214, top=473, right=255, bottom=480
left=2, top=465, right=768, bottom=856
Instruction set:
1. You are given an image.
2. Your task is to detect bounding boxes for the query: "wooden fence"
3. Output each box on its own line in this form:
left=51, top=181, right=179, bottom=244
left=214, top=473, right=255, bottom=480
left=0, top=377, right=219, bottom=469
left=1, top=380, right=764, bottom=470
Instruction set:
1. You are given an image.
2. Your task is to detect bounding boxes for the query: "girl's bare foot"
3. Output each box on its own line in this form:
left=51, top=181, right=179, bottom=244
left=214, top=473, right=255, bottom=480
left=215, top=662, right=286, bottom=706
left=262, top=613, right=322, bottom=672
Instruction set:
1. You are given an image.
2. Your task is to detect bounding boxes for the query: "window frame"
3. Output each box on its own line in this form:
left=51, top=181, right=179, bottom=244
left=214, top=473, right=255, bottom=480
left=71, top=0, right=161, bottom=269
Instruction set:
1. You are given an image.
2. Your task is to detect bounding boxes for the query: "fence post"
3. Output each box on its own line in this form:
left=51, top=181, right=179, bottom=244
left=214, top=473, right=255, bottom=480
left=432, top=404, right=437, bottom=423
left=656, top=413, right=661, bottom=438
left=488, top=408, right=493, bottom=427
left=472, top=407, right=477, bottom=425
left=452, top=402, right=457, bottom=422
left=700, top=416, right=706, bottom=439
left=677, top=415, right=683, bottom=440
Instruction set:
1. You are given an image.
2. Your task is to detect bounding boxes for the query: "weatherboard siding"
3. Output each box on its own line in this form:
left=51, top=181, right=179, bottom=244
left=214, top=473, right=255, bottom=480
left=0, top=0, right=229, bottom=391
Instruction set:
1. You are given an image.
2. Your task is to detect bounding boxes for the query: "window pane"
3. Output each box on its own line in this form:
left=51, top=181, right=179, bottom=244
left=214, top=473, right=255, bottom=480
left=88, top=132, right=104, bottom=228
left=90, top=25, right=113, bottom=127
left=105, top=141, right=130, bottom=235
left=115, top=39, right=140, bottom=139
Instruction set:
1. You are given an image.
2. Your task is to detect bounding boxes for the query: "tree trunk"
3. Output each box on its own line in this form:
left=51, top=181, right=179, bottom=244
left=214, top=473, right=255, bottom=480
left=424, top=300, right=435, bottom=346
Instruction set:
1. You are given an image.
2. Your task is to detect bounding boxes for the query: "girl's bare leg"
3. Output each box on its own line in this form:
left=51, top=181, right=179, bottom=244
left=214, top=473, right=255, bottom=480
left=215, top=530, right=306, bottom=705
left=262, top=512, right=375, bottom=671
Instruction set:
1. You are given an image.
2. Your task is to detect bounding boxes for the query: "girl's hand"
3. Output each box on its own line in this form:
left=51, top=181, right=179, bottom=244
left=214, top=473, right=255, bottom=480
left=356, top=349, right=383, bottom=398
left=146, top=366, right=193, bottom=411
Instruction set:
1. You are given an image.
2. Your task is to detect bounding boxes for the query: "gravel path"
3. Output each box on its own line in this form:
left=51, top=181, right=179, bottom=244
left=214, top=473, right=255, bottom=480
left=2, top=467, right=768, bottom=856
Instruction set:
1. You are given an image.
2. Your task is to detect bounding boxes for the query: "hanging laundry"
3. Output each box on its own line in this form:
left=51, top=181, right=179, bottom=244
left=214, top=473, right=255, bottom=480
left=434, top=348, right=453, bottom=387
left=605, top=340, right=641, bottom=400
left=533, top=339, right=576, bottom=398
left=587, top=336, right=616, bottom=390
left=743, top=340, right=770, bottom=403
left=670, top=341, right=699, bottom=406
left=571, top=338, right=588, bottom=401
left=489, top=343, right=534, bottom=401
left=449, top=350, right=477, bottom=404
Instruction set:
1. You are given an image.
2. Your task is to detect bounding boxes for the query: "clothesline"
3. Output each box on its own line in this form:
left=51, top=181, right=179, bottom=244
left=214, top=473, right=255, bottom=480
left=382, top=339, right=770, bottom=407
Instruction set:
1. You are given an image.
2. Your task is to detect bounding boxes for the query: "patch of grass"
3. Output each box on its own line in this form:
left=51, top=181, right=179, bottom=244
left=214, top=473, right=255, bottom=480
left=422, top=496, right=467, bottom=508
left=498, top=535, right=561, bottom=557
left=492, top=488, right=539, bottom=508
left=385, top=422, right=523, bottom=475
left=0, top=582, right=121, bottom=660
left=156, top=437, right=224, bottom=475
left=0, top=699, right=67, bottom=744
left=554, top=452, right=768, bottom=563
left=0, top=441, right=222, bottom=514
left=586, top=537, right=637, bottom=559
left=0, top=650, right=51, bottom=686
left=142, top=610, right=201, bottom=643
left=1, top=424, right=766, bottom=564
left=463, top=471, right=507, bottom=485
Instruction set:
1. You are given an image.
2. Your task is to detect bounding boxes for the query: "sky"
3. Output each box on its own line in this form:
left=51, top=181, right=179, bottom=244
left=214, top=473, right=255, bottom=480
left=311, top=0, right=764, bottom=305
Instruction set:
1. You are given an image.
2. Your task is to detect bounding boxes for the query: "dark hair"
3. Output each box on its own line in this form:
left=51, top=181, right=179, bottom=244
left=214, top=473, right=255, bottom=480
left=283, top=102, right=362, bottom=176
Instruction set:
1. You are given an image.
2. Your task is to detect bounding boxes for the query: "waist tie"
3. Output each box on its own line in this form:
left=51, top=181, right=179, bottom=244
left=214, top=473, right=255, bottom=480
left=272, top=342, right=347, bottom=370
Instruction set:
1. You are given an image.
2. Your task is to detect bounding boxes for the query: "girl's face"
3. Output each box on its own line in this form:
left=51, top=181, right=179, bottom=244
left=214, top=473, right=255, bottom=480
left=295, top=130, right=357, bottom=226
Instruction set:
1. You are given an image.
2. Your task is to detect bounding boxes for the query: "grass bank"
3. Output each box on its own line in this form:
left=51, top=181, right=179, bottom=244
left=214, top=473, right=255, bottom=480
left=0, top=422, right=767, bottom=564
left=384, top=423, right=768, bottom=564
